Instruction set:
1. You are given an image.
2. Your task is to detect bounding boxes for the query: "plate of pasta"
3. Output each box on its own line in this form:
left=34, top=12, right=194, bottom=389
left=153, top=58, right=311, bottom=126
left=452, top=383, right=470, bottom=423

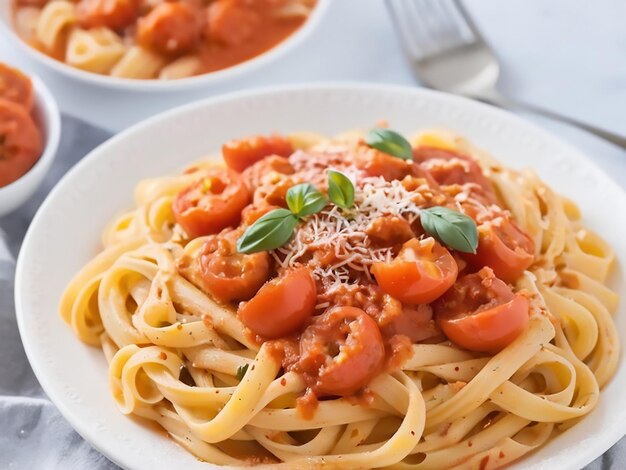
left=15, top=84, right=626, bottom=470
left=0, top=0, right=330, bottom=89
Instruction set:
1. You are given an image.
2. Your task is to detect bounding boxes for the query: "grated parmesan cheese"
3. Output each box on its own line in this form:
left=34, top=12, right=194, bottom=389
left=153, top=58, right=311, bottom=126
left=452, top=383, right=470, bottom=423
left=271, top=173, right=429, bottom=291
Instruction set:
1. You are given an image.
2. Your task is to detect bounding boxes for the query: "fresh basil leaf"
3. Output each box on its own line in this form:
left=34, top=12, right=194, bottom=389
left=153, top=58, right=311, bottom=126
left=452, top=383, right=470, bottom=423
left=237, top=208, right=298, bottom=254
left=365, top=128, right=413, bottom=160
left=328, top=170, right=355, bottom=210
left=286, top=183, right=327, bottom=218
left=420, top=206, right=478, bottom=254
left=236, top=364, right=249, bottom=381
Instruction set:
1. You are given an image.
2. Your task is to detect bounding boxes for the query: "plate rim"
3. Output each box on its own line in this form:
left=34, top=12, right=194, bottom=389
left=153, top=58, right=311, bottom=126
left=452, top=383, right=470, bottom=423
left=15, top=82, right=626, bottom=470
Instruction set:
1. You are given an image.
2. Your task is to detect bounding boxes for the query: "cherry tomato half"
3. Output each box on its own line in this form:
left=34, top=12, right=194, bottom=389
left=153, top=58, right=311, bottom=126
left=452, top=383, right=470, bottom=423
left=413, top=146, right=496, bottom=197
left=77, top=0, right=140, bottom=30
left=238, top=267, right=316, bottom=339
left=172, top=168, right=250, bottom=238
left=0, top=99, right=42, bottom=188
left=136, top=2, right=200, bottom=56
left=298, top=306, right=385, bottom=396
left=372, top=238, right=458, bottom=305
left=206, top=0, right=261, bottom=46
left=464, top=217, right=535, bottom=284
left=222, top=134, right=293, bottom=173
left=0, top=63, right=34, bottom=111
left=200, top=228, right=271, bottom=304
left=434, top=267, right=529, bottom=353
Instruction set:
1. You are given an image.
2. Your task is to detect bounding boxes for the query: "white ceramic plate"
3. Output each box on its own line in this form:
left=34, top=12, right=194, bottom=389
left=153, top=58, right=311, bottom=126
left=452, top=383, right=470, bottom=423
left=15, top=84, right=626, bottom=470
left=0, top=1, right=331, bottom=91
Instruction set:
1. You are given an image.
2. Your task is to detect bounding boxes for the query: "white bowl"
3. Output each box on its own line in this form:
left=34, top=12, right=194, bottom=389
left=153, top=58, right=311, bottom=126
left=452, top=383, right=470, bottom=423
left=0, top=1, right=331, bottom=92
left=15, top=84, right=626, bottom=470
left=0, top=74, right=61, bottom=217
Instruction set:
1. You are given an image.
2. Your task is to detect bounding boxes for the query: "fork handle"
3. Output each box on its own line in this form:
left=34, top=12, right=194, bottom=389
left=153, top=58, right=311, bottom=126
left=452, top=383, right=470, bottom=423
left=477, top=90, right=626, bottom=150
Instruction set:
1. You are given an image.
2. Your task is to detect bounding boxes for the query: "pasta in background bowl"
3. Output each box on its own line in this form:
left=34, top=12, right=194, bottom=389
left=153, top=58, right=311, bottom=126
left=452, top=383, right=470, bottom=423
left=15, top=85, right=626, bottom=470
left=0, top=0, right=330, bottom=90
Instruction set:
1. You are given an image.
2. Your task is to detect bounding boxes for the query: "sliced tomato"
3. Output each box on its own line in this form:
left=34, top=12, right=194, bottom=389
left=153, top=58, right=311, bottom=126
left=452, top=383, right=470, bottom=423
left=381, top=304, right=441, bottom=343
left=372, top=238, right=458, bottom=304
left=464, top=216, right=535, bottom=283
left=206, top=0, right=261, bottom=46
left=413, top=146, right=496, bottom=197
left=200, top=228, right=271, bottom=303
left=298, top=306, right=385, bottom=396
left=434, top=267, right=529, bottom=352
left=238, top=267, right=316, bottom=339
left=222, top=134, right=293, bottom=173
left=77, top=0, right=140, bottom=31
left=0, top=99, right=42, bottom=188
left=241, top=155, right=294, bottom=191
left=172, top=168, right=249, bottom=238
left=136, top=2, right=200, bottom=56
left=0, top=63, right=34, bottom=111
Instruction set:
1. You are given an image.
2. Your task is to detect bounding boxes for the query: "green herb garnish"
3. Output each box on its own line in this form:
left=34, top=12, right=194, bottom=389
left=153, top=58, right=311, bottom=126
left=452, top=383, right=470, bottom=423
left=286, top=183, right=328, bottom=217
left=420, top=206, right=478, bottom=254
left=237, top=209, right=298, bottom=254
left=236, top=364, right=249, bottom=381
left=327, top=170, right=355, bottom=210
left=365, top=128, right=413, bottom=160
left=237, top=184, right=327, bottom=254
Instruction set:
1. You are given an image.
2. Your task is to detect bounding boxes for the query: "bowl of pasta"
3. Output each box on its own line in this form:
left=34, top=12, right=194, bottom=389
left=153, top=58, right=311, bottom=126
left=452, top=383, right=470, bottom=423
left=0, top=0, right=330, bottom=90
left=15, top=84, right=626, bottom=470
left=0, top=61, right=61, bottom=216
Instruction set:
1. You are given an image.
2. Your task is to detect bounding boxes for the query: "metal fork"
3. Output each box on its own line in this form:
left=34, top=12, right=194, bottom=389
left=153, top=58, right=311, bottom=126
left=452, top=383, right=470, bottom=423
left=386, top=0, right=626, bottom=149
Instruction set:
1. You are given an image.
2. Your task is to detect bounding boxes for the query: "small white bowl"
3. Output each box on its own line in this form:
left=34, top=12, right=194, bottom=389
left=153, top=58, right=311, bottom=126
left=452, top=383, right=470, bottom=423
left=0, top=74, right=61, bottom=217
left=0, top=1, right=331, bottom=92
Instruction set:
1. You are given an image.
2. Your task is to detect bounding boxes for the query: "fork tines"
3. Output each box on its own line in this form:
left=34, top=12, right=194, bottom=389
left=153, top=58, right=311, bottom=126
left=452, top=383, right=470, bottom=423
left=386, top=0, right=477, bottom=61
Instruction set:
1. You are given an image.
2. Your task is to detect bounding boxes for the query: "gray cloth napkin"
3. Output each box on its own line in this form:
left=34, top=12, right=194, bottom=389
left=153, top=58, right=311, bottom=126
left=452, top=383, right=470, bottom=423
left=0, top=115, right=117, bottom=469
left=0, top=115, right=621, bottom=469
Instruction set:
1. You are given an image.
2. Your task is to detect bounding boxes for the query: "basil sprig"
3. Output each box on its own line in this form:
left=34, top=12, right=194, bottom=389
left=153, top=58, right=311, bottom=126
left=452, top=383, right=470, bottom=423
left=365, top=128, right=413, bottom=160
left=236, top=364, right=249, bottom=381
left=237, top=209, right=297, bottom=254
left=286, top=183, right=328, bottom=217
left=420, top=206, right=478, bottom=254
left=327, top=170, right=355, bottom=210
left=237, top=184, right=327, bottom=254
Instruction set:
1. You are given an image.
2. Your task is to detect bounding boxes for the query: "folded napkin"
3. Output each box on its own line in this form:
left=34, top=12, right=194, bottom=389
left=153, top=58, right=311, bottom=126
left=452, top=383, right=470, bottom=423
left=0, top=114, right=623, bottom=469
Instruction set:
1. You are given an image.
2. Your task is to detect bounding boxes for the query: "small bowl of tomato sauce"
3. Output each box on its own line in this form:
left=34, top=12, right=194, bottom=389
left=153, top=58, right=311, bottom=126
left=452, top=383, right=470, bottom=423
left=0, top=62, right=61, bottom=217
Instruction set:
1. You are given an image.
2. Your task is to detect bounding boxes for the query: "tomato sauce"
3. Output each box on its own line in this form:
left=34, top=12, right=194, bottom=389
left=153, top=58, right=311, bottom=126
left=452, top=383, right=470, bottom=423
left=197, top=12, right=306, bottom=74
left=0, top=63, right=43, bottom=188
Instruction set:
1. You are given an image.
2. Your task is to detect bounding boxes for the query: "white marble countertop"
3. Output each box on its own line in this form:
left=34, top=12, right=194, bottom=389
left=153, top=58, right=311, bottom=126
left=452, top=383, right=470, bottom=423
left=0, top=0, right=625, bottom=179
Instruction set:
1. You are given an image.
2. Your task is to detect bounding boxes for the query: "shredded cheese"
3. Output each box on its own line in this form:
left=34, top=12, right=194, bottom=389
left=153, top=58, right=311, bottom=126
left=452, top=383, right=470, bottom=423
left=272, top=173, right=429, bottom=291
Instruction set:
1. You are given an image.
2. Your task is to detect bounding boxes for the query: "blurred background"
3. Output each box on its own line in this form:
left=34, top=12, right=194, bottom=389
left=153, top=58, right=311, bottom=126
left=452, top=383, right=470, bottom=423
left=2, top=0, right=625, bottom=135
